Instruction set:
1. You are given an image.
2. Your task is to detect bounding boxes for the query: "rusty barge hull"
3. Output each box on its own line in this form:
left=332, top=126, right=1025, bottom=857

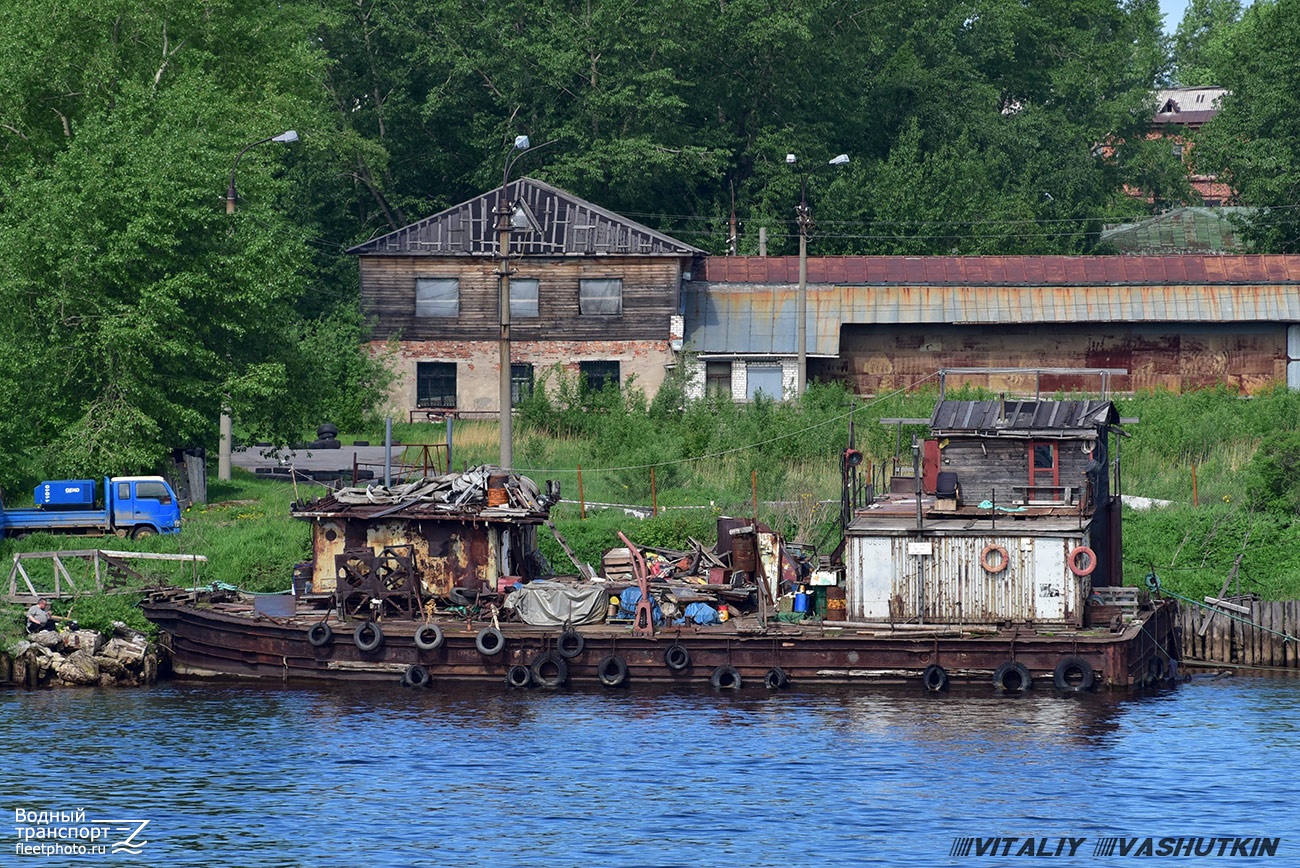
left=140, top=598, right=1179, bottom=690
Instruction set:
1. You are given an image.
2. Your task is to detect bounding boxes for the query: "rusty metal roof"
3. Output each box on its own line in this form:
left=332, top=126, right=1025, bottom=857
left=682, top=279, right=1300, bottom=356
left=685, top=256, right=1300, bottom=356
left=930, top=400, right=1118, bottom=434
left=699, top=255, right=1300, bottom=285
left=348, top=177, right=703, bottom=257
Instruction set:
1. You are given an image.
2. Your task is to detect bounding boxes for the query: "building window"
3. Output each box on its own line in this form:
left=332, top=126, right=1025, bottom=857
left=416, top=362, right=457, bottom=408
left=580, top=360, right=620, bottom=392
left=510, top=278, right=539, bottom=318
left=705, top=362, right=732, bottom=397
left=579, top=278, right=622, bottom=315
left=745, top=363, right=783, bottom=400
left=415, top=278, right=459, bottom=317
left=511, top=363, right=534, bottom=405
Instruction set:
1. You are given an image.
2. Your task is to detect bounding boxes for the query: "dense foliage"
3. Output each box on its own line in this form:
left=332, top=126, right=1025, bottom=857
left=1194, top=0, right=1300, bottom=251
left=0, top=0, right=1297, bottom=488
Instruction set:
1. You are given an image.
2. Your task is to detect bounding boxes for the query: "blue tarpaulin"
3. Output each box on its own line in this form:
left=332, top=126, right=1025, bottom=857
left=675, top=602, right=720, bottom=626
left=618, top=587, right=662, bottom=624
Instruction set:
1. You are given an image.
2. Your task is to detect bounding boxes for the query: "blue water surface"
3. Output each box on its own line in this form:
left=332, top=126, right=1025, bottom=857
left=1, top=674, right=1295, bottom=867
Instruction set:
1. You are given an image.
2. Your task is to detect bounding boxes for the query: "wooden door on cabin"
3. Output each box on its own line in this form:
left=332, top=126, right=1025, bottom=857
left=1028, top=441, right=1061, bottom=502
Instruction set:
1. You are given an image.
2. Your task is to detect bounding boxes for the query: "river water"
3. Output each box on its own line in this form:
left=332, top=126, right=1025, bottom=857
left=1, top=674, right=1295, bottom=867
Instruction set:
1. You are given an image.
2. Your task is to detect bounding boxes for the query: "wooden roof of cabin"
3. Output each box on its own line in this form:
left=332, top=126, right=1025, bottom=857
left=347, top=177, right=703, bottom=258
left=930, top=400, right=1118, bottom=434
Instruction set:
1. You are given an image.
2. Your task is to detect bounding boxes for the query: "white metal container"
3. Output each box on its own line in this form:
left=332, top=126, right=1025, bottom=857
left=844, top=533, right=1088, bottom=625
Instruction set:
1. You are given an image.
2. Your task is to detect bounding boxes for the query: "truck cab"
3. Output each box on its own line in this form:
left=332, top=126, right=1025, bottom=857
left=109, top=476, right=183, bottom=537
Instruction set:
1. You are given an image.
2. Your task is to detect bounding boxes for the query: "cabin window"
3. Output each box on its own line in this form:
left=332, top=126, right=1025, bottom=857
left=746, top=364, right=783, bottom=401
left=510, top=278, right=539, bottom=318
left=705, top=362, right=732, bottom=397
left=511, top=363, right=534, bottom=405
left=1028, top=441, right=1060, bottom=500
left=579, top=278, right=622, bottom=315
left=415, top=277, right=460, bottom=317
left=117, top=483, right=131, bottom=500
left=136, top=481, right=171, bottom=503
left=416, top=362, right=457, bottom=408
left=579, top=360, right=620, bottom=392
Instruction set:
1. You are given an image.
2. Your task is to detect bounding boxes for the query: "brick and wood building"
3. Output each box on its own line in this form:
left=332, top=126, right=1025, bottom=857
left=349, top=178, right=702, bottom=417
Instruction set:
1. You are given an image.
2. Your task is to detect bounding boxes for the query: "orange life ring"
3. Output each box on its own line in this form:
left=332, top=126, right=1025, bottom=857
left=980, top=543, right=1009, bottom=573
left=1069, top=545, right=1097, bottom=577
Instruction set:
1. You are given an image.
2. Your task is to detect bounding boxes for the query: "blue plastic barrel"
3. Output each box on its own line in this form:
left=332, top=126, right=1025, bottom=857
left=793, top=592, right=809, bottom=613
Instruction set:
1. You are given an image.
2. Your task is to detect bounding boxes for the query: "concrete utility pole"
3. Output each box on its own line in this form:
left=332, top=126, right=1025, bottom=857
left=787, top=152, right=849, bottom=398
left=497, top=135, right=551, bottom=470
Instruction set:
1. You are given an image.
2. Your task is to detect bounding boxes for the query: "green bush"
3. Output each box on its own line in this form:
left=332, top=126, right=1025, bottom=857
left=1246, top=430, right=1300, bottom=516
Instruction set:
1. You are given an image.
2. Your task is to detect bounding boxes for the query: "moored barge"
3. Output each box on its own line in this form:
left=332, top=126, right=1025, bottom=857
left=142, top=398, right=1180, bottom=691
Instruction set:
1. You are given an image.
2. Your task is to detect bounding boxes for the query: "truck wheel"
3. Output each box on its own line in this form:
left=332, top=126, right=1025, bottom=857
left=131, top=526, right=156, bottom=540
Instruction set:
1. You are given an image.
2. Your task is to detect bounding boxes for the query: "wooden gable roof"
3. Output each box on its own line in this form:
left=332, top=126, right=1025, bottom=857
left=347, top=177, right=703, bottom=258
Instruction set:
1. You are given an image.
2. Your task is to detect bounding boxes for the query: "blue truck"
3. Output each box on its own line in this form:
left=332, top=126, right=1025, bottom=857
left=0, top=476, right=183, bottom=540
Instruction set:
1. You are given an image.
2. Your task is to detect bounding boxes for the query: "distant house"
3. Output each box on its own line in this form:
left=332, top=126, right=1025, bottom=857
left=349, top=178, right=703, bottom=418
left=683, top=255, right=1300, bottom=398
left=1151, top=86, right=1232, bottom=206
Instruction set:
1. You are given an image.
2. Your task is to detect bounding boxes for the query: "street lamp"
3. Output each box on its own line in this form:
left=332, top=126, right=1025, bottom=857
left=218, top=129, right=299, bottom=480
left=497, top=134, right=551, bottom=470
left=787, top=152, right=849, bottom=397
left=225, top=130, right=298, bottom=215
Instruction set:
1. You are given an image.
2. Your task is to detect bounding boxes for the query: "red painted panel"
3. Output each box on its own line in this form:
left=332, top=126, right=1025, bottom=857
left=1163, top=257, right=1188, bottom=282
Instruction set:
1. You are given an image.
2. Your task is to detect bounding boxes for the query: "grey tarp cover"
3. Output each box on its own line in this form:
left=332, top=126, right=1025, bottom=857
left=503, top=582, right=608, bottom=627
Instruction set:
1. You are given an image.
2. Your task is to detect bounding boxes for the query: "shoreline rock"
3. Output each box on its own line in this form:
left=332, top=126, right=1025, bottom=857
left=4, top=622, right=158, bottom=689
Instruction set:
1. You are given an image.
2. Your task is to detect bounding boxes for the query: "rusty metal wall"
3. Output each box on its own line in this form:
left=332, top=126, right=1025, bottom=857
left=309, top=519, right=497, bottom=596
left=844, top=533, right=1088, bottom=625
left=836, top=322, right=1287, bottom=395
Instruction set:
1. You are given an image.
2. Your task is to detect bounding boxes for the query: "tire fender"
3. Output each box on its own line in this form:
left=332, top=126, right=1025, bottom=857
left=992, top=661, right=1032, bottom=692
left=1053, top=655, right=1095, bottom=692
left=710, top=665, right=742, bottom=690
left=597, top=655, right=629, bottom=688
left=531, top=651, right=569, bottom=689
left=307, top=622, right=333, bottom=648
left=475, top=627, right=505, bottom=657
left=414, top=623, right=445, bottom=652
left=354, top=621, right=384, bottom=652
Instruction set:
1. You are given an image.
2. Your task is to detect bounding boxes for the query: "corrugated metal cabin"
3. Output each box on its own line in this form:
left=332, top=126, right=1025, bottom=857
left=844, top=398, right=1122, bottom=627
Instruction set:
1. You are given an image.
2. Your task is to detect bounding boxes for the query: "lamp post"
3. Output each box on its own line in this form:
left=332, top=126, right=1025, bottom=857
left=787, top=152, right=849, bottom=397
left=497, top=134, right=550, bottom=471
left=219, top=129, right=299, bottom=480
left=226, top=130, right=299, bottom=215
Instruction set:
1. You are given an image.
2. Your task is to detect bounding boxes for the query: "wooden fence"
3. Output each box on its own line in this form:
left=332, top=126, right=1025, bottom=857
left=1178, top=600, right=1300, bottom=669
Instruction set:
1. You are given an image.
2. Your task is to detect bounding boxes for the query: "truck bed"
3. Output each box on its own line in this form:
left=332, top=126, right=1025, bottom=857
left=1, top=508, right=113, bottom=535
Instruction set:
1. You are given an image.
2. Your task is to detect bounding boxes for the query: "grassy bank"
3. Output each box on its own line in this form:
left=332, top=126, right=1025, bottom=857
left=4, top=384, right=1299, bottom=645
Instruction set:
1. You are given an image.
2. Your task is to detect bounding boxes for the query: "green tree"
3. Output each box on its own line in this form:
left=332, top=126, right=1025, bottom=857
left=1171, top=0, right=1242, bottom=86
left=0, top=1, right=389, bottom=486
left=1196, top=0, right=1300, bottom=251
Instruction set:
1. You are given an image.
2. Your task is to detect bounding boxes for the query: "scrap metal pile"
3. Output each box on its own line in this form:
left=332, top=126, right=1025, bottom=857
left=328, top=464, right=561, bottom=516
